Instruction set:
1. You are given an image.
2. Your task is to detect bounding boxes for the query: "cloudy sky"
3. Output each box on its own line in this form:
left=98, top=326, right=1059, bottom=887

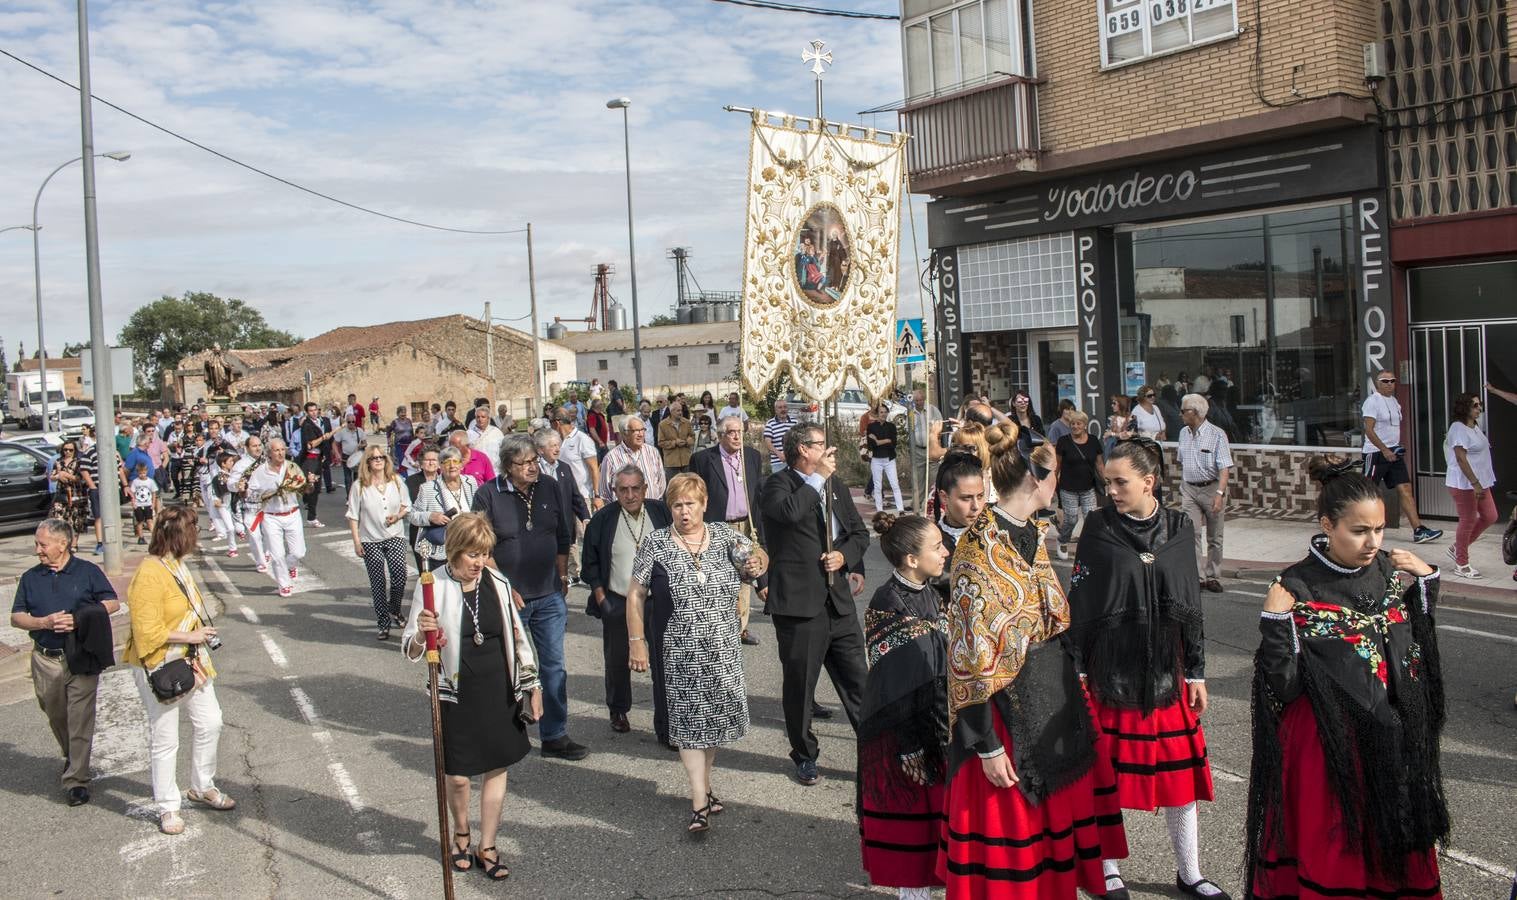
left=0, top=0, right=921, bottom=362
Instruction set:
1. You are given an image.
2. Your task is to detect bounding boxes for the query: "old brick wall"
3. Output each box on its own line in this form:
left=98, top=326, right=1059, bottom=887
left=1036, top=0, right=1378, bottom=155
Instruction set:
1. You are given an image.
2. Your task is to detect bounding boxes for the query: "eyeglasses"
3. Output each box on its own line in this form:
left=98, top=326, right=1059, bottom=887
left=1378, top=378, right=1397, bottom=384
left=801, top=439, right=826, bottom=447
left=508, top=459, right=535, bottom=469
left=1142, top=393, right=1156, bottom=399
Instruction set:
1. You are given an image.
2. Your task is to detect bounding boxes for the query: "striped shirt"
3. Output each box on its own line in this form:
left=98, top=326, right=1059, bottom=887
left=78, top=444, right=99, bottom=486
left=1176, top=420, right=1233, bottom=484
left=763, top=415, right=796, bottom=466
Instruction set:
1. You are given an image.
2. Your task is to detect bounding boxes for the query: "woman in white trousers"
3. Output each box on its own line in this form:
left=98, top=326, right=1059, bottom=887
left=124, top=504, right=233, bottom=836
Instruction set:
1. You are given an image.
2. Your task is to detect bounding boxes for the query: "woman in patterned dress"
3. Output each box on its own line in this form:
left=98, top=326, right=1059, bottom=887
left=49, top=440, right=93, bottom=545
left=626, top=473, right=768, bottom=834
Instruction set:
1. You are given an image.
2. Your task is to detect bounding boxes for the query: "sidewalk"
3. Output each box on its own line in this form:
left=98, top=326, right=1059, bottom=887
left=842, top=487, right=1514, bottom=607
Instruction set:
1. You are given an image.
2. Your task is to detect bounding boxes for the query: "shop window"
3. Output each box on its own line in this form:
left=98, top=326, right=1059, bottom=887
left=1118, top=203, right=1362, bottom=448
left=903, top=0, right=1023, bottom=100
left=959, top=233, right=1076, bottom=333
left=1099, top=0, right=1238, bottom=69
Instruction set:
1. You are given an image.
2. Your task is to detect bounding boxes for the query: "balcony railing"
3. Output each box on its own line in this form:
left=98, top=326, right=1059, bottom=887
left=898, top=75, right=1042, bottom=191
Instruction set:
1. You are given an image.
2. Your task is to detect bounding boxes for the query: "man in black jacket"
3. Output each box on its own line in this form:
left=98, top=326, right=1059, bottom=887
left=472, top=433, right=587, bottom=761
left=691, top=414, right=766, bottom=645
left=581, top=465, right=672, bottom=740
left=758, top=422, right=870, bottom=785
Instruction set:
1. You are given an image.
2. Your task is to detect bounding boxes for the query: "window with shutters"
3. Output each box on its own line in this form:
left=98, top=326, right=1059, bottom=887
left=1099, top=0, right=1237, bottom=69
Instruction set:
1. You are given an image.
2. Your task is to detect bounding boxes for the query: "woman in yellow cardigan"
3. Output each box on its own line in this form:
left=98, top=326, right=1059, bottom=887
left=124, top=504, right=233, bottom=836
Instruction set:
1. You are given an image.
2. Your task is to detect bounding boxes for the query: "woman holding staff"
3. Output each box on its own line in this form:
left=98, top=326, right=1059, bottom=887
left=402, top=513, right=541, bottom=881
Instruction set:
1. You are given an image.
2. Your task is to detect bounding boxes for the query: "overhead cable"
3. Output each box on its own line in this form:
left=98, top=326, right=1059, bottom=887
left=707, top=0, right=898, bottom=20
left=0, top=46, right=527, bottom=236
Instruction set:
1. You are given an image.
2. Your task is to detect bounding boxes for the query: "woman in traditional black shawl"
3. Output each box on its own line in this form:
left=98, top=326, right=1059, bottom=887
left=1068, top=438, right=1224, bottom=900
left=856, top=513, right=951, bottom=897
left=938, top=435, right=1127, bottom=899
left=1245, top=458, right=1446, bottom=899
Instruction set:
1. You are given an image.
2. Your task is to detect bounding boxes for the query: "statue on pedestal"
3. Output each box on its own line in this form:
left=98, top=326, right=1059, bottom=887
left=202, top=344, right=243, bottom=415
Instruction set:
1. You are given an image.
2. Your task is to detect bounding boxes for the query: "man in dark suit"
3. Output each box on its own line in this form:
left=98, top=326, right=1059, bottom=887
left=581, top=465, right=673, bottom=740
left=690, top=413, right=766, bottom=646
left=403, top=443, right=439, bottom=573
left=758, top=422, right=870, bottom=785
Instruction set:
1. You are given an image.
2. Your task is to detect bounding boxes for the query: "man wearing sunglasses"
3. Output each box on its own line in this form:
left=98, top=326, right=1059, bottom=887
left=1362, top=370, right=1442, bottom=543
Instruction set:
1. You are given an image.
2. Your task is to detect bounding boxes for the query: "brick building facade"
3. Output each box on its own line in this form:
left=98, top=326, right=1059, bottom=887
left=900, top=0, right=1395, bottom=518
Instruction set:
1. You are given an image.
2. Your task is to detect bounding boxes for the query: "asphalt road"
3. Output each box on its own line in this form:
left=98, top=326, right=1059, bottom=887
left=0, top=503, right=1514, bottom=899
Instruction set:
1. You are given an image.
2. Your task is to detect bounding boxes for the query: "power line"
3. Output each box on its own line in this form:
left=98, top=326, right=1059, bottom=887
left=707, top=0, right=898, bottom=20
left=1, top=46, right=528, bottom=236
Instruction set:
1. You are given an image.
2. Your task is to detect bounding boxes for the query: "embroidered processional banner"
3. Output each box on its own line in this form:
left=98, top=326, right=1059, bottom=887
left=739, top=110, right=907, bottom=402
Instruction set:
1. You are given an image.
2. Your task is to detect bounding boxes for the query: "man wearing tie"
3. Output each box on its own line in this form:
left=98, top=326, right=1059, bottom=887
left=691, top=415, right=766, bottom=646
left=758, top=422, right=869, bottom=786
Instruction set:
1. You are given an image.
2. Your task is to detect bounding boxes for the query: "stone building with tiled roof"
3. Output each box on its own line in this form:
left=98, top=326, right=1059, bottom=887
left=170, top=315, right=576, bottom=419
left=553, top=321, right=740, bottom=398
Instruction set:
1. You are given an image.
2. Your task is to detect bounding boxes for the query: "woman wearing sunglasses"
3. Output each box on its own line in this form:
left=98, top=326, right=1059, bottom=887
left=346, top=445, right=411, bottom=640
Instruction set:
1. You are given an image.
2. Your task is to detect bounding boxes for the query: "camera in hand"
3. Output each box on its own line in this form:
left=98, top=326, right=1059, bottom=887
left=938, top=419, right=958, bottom=449
left=206, top=634, right=223, bottom=651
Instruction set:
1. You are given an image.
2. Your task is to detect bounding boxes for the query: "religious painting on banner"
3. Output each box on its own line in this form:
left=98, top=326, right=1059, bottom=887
left=739, top=110, right=907, bottom=403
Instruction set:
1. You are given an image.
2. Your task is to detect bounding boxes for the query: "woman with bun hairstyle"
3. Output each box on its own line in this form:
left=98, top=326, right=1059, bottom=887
left=1245, top=458, right=1446, bottom=899
left=1068, top=438, right=1222, bottom=900
left=939, top=437, right=1127, bottom=899
left=856, top=513, right=952, bottom=899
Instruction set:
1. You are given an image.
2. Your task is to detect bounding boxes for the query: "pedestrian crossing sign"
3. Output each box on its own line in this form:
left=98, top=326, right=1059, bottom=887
left=895, top=318, right=926, bottom=364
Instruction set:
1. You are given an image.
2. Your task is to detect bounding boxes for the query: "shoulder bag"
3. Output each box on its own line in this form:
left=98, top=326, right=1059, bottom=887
left=147, top=562, right=212, bottom=703
left=423, top=476, right=458, bottom=545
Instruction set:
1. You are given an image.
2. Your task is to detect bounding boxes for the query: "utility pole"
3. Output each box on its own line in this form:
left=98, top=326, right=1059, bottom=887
left=483, top=300, right=495, bottom=413
left=76, top=0, right=121, bottom=574
left=527, top=223, right=543, bottom=405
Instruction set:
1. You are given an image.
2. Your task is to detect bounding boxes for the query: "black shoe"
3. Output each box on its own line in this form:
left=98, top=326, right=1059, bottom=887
left=1176, top=873, right=1231, bottom=899
left=740, top=630, right=760, bottom=646
left=1203, top=579, right=1224, bottom=593
left=609, top=712, right=630, bottom=733
left=67, top=786, right=90, bottom=807
left=794, top=759, right=819, bottom=786
left=1103, top=874, right=1130, bottom=900
left=540, top=737, right=589, bottom=760
left=811, top=703, right=833, bottom=719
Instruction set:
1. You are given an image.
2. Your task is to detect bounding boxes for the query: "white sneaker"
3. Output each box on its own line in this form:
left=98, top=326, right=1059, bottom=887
left=1453, top=563, right=1483, bottom=579
left=1444, top=545, right=1458, bottom=564
left=1056, top=544, right=1070, bottom=561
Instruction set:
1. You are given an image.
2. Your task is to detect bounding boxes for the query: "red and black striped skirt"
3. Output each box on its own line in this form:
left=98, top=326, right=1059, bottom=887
left=859, top=774, right=947, bottom=889
left=1250, top=697, right=1442, bottom=900
left=937, top=709, right=1127, bottom=899
left=1093, top=695, right=1214, bottom=811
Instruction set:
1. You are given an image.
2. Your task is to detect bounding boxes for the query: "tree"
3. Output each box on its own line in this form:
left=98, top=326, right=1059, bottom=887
left=62, top=341, right=89, bottom=358
left=647, top=313, right=677, bottom=327
left=118, top=291, right=299, bottom=388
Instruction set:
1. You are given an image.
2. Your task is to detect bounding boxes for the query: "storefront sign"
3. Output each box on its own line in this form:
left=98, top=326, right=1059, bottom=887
left=1074, top=230, right=1120, bottom=419
left=1356, top=194, right=1392, bottom=394
left=929, top=126, right=1381, bottom=247
left=933, top=248, right=967, bottom=413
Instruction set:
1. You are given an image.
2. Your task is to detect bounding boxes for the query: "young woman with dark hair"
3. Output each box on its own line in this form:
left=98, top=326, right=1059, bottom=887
left=856, top=513, right=951, bottom=899
left=939, top=437, right=1127, bottom=898
left=1245, top=457, right=1446, bottom=899
left=1069, top=438, right=1223, bottom=899
left=1443, top=392, right=1498, bottom=579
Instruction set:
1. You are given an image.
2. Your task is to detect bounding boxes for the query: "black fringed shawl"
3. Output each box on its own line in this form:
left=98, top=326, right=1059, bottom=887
left=857, top=575, right=950, bottom=805
left=1067, top=504, right=1205, bottom=713
left=1244, top=537, right=1449, bottom=886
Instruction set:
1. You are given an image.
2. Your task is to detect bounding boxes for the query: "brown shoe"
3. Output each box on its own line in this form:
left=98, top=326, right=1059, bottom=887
left=1203, top=579, right=1224, bottom=593
left=610, top=712, right=630, bottom=733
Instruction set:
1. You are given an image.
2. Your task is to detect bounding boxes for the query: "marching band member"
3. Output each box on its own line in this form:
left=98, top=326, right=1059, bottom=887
left=244, top=438, right=310, bottom=598
left=231, top=435, right=271, bottom=573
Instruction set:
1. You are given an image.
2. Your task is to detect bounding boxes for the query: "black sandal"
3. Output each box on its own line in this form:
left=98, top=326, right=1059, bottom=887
left=474, top=846, right=510, bottom=880
left=1176, top=873, right=1231, bottom=899
left=687, top=803, right=712, bottom=833
left=450, top=832, right=472, bottom=872
left=1104, top=873, right=1131, bottom=900
left=706, top=792, right=724, bottom=815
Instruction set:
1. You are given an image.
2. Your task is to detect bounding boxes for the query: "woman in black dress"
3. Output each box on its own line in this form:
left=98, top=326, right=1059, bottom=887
left=403, top=513, right=542, bottom=881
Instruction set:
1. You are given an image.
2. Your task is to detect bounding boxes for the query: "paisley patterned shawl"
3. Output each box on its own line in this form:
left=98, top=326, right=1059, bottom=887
left=946, top=507, right=1069, bottom=724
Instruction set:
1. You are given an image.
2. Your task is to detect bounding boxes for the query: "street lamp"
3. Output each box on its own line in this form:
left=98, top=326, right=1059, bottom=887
left=1, top=225, right=39, bottom=237
left=606, top=97, right=645, bottom=399
left=31, top=150, right=130, bottom=431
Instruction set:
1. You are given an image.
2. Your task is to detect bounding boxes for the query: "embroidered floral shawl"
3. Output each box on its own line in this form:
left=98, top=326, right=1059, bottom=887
left=945, top=508, right=1069, bottom=725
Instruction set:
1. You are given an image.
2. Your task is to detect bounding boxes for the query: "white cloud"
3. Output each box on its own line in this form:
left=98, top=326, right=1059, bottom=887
left=0, top=0, right=926, bottom=370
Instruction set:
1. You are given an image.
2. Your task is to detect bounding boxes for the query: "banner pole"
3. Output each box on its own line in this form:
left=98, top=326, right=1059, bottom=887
left=902, top=149, right=935, bottom=516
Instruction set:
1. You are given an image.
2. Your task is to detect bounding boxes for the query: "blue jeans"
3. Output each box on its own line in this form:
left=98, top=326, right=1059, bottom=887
left=520, top=591, right=569, bottom=741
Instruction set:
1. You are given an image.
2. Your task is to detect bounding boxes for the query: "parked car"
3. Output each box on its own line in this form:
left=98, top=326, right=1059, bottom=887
left=49, top=405, right=95, bottom=435
left=0, top=440, right=54, bottom=532
left=9, top=432, right=64, bottom=457
left=786, top=389, right=908, bottom=429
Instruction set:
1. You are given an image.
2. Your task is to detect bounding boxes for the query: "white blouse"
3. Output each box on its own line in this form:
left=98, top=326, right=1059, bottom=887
left=345, top=476, right=409, bottom=542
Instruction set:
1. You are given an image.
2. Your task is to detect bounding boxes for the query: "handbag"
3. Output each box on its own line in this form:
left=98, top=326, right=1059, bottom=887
left=1502, top=515, right=1517, bottom=566
left=423, top=476, right=459, bottom=545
